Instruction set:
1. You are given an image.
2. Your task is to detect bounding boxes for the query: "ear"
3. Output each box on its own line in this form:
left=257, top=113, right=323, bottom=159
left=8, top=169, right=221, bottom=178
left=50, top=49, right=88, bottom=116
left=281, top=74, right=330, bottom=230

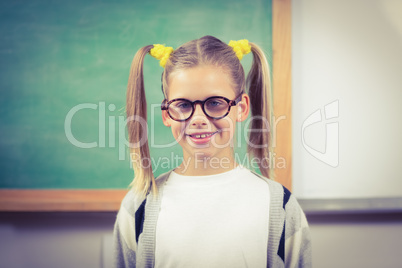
left=162, top=110, right=171, bottom=127
left=236, top=94, right=250, bottom=122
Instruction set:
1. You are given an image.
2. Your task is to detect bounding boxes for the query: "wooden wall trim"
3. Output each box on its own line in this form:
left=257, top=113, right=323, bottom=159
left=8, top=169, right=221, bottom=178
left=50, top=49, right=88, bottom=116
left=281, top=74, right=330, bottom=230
left=0, top=189, right=127, bottom=212
left=272, top=0, right=292, bottom=190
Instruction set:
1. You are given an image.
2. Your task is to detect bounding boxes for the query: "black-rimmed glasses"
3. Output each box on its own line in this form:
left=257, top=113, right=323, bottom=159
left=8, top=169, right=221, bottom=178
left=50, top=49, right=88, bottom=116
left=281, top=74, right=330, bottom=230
left=161, top=93, right=243, bottom=122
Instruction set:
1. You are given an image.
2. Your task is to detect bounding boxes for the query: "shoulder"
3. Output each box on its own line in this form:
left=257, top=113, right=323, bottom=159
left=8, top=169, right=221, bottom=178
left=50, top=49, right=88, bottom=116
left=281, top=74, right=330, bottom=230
left=116, top=170, right=173, bottom=228
left=247, top=168, right=289, bottom=203
left=154, top=170, right=173, bottom=189
left=120, top=189, right=144, bottom=215
left=119, top=169, right=173, bottom=214
left=247, top=168, right=307, bottom=225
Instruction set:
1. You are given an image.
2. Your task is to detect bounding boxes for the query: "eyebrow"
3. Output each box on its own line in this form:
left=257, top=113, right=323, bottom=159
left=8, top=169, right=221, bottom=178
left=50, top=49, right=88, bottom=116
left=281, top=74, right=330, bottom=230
left=167, top=94, right=235, bottom=102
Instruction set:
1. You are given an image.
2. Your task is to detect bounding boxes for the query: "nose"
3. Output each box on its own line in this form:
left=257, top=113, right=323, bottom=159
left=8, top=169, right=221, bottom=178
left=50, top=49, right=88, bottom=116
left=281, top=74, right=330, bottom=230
left=190, top=103, right=208, bottom=126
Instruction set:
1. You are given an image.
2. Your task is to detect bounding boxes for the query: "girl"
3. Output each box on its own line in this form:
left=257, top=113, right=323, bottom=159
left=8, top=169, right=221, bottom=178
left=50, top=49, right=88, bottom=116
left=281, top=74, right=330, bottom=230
left=114, top=36, right=311, bottom=268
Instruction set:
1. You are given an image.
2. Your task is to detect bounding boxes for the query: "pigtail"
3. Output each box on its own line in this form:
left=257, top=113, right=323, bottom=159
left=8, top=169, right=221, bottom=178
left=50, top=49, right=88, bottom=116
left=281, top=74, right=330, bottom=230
left=126, top=45, right=157, bottom=196
left=246, top=43, right=274, bottom=180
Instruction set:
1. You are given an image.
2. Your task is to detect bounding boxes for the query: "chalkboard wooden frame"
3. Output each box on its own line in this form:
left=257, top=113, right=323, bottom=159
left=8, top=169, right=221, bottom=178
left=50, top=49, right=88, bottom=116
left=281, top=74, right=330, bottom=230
left=0, top=0, right=292, bottom=212
left=0, top=189, right=127, bottom=212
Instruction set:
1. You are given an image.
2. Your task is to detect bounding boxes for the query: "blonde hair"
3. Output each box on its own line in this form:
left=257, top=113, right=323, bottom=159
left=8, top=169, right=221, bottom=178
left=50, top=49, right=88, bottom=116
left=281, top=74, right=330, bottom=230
left=126, top=36, right=273, bottom=196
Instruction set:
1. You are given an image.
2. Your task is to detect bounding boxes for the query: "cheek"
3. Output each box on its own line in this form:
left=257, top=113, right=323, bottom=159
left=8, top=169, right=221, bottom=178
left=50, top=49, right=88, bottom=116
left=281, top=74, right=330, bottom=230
left=217, top=116, right=237, bottom=136
left=171, top=122, right=187, bottom=140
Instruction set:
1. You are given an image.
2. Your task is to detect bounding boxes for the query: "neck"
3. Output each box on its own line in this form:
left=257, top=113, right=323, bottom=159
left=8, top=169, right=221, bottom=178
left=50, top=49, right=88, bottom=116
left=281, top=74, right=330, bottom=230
left=175, top=152, right=238, bottom=176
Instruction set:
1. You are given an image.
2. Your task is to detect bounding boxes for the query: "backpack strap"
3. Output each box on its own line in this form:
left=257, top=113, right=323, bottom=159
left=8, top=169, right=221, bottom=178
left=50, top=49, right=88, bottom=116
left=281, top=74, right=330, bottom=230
left=135, top=199, right=147, bottom=243
left=277, top=185, right=291, bottom=262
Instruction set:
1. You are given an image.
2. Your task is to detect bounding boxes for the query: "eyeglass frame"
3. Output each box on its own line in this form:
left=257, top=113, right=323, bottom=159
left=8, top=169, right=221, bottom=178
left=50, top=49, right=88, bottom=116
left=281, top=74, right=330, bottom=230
left=161, top=92, right=244, bottom=122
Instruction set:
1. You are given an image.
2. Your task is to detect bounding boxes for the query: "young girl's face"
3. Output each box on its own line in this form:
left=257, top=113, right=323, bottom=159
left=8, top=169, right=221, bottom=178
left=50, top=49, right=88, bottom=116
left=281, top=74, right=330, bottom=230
left=162, top=65, right=249, bottom=162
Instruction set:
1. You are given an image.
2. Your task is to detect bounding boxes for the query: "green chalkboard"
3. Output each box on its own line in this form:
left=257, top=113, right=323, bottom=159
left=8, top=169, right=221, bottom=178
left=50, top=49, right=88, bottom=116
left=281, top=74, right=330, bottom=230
left=0, top=0, right=272, bottom=189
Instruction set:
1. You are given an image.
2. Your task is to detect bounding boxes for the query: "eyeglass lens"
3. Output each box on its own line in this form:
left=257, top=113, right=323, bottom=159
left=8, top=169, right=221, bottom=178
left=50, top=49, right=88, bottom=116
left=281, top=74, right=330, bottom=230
left=168, top=97, right=230, bottom=120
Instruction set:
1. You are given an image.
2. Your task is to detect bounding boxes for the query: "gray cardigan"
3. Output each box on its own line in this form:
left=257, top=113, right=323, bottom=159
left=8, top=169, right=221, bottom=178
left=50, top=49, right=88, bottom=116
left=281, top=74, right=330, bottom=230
left=113, top=170, right=312, bottom=268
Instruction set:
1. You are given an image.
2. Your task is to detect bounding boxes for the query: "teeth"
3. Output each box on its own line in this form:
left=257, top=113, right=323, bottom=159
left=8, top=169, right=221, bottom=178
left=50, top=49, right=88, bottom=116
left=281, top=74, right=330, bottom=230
left=192, top=133, right=213, bottom=139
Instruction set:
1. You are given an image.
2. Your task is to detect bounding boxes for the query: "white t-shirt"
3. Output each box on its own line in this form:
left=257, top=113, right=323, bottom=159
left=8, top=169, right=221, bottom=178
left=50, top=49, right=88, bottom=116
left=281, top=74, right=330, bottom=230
left=155, top=166, right=270, bottom=268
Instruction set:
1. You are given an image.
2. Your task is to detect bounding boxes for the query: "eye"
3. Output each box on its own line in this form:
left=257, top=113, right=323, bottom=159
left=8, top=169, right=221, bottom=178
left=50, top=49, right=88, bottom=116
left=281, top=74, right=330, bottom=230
left=177, top=101, right=191, bottom=109
left=171, top=100, right=192, bottom=110
left=205, top=98, right=227, bottom=109
left=209, top=101, right=221, bottom=106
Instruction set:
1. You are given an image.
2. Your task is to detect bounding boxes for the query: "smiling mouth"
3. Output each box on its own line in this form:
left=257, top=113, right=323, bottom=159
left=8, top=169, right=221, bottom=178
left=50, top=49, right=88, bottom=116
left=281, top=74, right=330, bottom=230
left=187, top=131, right=219, bottom=139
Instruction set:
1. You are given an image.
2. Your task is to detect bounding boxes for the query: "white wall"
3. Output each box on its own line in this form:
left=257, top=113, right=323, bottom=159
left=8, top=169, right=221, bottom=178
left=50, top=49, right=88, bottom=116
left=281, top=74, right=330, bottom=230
left=292, top=0, right=402, bottom=267
left=292, top=0, right=402, bottom=199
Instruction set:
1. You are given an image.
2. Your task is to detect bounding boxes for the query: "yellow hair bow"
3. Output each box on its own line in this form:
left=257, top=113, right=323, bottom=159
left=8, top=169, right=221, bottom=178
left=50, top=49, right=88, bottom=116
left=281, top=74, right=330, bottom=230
left=228, top=39, right=251, bottom=60
left=149, top=44, right=174, bottom=68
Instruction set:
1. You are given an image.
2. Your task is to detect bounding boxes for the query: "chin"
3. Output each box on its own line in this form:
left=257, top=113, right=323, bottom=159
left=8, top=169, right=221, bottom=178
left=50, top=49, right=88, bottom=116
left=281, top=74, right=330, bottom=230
left=193, top=151, right=215, bottom=160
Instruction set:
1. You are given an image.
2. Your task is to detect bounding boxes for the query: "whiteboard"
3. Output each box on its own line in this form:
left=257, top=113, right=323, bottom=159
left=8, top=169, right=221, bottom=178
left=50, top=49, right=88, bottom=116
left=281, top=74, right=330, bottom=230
left=292, top=0, right=402, bottom=203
